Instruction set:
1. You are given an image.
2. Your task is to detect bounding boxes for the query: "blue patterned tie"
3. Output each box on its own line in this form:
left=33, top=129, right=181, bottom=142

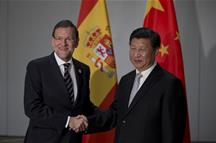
left=63, top=63, right=74, bottom=103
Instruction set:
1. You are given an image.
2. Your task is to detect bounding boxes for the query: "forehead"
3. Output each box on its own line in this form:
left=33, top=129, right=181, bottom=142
left=130, top=38, right=152, bottom=47
left=54, top=27, right=73, bottom=35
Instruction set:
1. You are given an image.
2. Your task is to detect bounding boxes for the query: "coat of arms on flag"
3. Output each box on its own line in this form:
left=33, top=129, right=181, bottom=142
left=85, top=27, right=115, bottom=78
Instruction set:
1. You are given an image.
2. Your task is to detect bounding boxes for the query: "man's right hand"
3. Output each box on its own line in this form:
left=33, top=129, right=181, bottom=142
left=69, top=115, right=88, bottom=133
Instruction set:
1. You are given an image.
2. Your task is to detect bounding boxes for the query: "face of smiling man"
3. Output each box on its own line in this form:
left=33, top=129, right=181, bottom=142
left=52, top=27, right=76, bottom=62
left=129, top=38, right=158, bottom=72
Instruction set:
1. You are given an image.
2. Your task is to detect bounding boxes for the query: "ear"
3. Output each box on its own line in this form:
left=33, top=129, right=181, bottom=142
left=73, top=40, right=79, bottom=48
left=51, top=38, right=55, bottom=48
left=73, top=44, right=78, bottom=48
left=154, top=48, right=159, bottom=56
left=73, top=44, right=77, bottom=49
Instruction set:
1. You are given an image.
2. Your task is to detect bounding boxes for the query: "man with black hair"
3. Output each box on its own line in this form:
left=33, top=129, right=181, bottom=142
left=24, top=20, right=95, bottom=143
left=86, top=27, right=187, bottom=143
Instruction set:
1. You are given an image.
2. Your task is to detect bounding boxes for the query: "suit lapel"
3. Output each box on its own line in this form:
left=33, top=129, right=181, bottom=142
left=122, top=71, right=136, bottom=112
left=72, top=59, right=83, bottom=106
left=124, top=65, right=163, bottom=117
left=49, top=53, right=70, bottom=99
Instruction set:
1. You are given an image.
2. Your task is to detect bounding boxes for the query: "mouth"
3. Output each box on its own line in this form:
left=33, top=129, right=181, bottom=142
left=59, top=46, right=68, bottom=51
left=134, top=59, right=142, bottom=63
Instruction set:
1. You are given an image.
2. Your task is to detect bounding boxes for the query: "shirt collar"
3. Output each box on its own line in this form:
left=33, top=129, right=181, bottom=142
left=136, top=61, right=157, bottom=76
left=54, top=52, right=72, bottom=66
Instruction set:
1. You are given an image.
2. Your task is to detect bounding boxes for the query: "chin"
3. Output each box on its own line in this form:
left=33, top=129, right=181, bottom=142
left=135, top=65, right=145, bottom=70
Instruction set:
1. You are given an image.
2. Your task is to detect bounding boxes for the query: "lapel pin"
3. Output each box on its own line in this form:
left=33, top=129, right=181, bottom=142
left=78, top=69, right=82, bottom=74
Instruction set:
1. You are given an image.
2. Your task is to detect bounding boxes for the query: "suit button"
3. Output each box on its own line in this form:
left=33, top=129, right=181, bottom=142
left=122, top=120, right=126, bottom=124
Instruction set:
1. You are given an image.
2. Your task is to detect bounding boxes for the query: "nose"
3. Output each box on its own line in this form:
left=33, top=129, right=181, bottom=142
left=62, top=39, right=68, bottom=46
left=134, top=50, right=141, bottom=57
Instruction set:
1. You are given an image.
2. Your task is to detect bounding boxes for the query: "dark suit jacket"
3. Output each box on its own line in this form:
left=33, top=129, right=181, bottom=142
left=88, top=64, right=186, bottom=143
left=24, top=53, right=96, bottom=143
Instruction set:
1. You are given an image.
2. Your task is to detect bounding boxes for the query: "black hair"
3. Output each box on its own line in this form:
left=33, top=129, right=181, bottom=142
left=129, top=27, right=161, bottom=51
left=52, top=19, right=79, bottom=46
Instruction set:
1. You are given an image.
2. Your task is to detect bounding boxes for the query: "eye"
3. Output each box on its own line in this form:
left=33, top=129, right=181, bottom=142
left=139, top=48, right=146, bottom=52
left=54, top=37, right=62, bottom=41
left=130, top=46, right=136, bottom=50
left=54, top=37, right=73, bottom=42
left=66, top=37, right=73, bottom=42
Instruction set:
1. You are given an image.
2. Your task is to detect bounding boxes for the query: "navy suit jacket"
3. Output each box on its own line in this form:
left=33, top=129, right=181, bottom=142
left=24, top=53, right=95, bottom=143
left=88, top=64, right=186, bottom=143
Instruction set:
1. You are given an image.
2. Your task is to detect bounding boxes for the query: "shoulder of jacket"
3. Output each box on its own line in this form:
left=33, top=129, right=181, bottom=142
left=73, top=58, right=90, bottom=70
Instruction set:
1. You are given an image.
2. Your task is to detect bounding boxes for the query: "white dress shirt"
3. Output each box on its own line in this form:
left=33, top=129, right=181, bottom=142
left=136, top=61, right=157, bottom=90
left=54, top=52, right=78, bottom=128
left=54, top=52, right=78, bottom=101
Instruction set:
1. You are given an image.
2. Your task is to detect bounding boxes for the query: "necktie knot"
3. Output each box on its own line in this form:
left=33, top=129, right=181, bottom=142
left=136, top=73, right=142, bottom=85
left=64, top=63, right=71, bottom=71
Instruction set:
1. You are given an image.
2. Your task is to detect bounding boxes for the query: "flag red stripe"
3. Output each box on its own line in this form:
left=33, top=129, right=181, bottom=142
left=99, top=83, right=117, bottom=109
left=84, top=129, right=115, bottom=143
left=82, top=84, right=117, bottom=143
left=77, top=0, right=98, bottom=27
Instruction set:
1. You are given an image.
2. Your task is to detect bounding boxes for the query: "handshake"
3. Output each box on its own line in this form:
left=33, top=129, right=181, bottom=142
left=69, top=115, right=88, bottom=133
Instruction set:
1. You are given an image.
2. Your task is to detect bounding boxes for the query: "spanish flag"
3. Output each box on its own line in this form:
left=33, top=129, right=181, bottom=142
left=74, top=0, right=117, bottom=143
left=144, top=0, right=191, bottom=143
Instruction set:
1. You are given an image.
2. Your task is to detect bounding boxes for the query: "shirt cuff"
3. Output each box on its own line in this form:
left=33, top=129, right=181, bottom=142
left=65, top=116, right=70, bottom=128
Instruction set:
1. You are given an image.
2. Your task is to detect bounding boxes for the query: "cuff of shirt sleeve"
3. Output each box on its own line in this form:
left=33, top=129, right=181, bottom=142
left=65, top=116, right=70, bottom=128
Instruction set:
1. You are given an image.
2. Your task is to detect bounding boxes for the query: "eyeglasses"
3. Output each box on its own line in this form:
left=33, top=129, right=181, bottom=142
left=54, top=36, right=74, bottom=43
